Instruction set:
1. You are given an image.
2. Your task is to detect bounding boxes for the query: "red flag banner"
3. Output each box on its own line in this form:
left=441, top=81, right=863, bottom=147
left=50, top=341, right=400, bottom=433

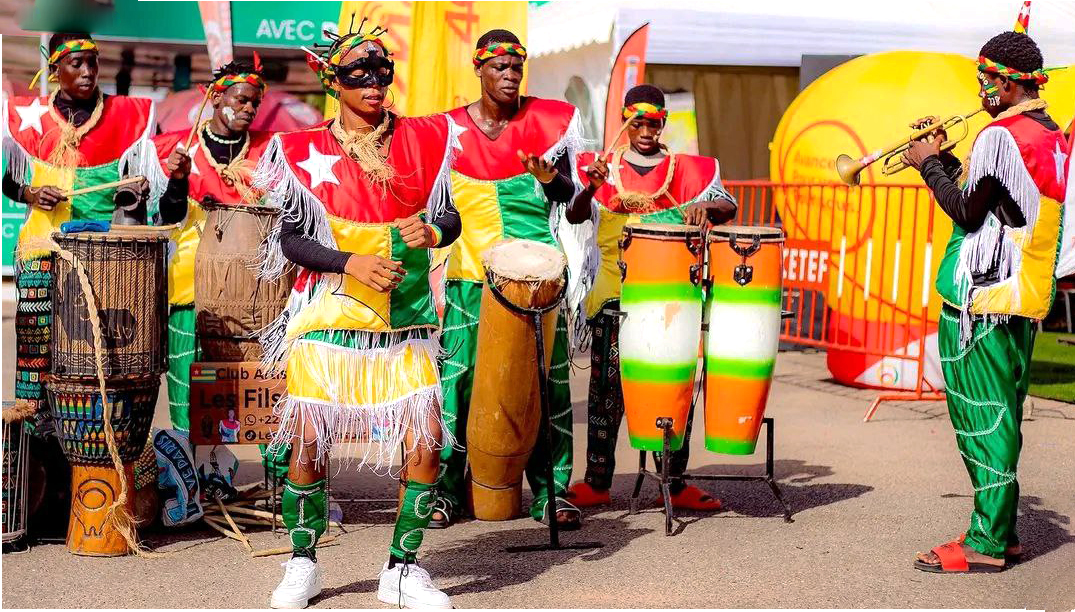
left=199, top=1, right=234, bottom=69
left=603, top=23, right=649, bottom=152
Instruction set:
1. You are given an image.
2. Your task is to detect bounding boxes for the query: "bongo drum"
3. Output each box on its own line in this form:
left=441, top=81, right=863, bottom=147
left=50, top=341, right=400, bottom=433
left=51, top=229, right=169, bottom=379
left=195, top=202, right=295, bottom=361
left=2, top=418, right=30, bottom=546
left=618, top=224, right=704, bottom=451
left=704, top=225, right=784, bottom=454
left=467, top=240, right=566, bottom=521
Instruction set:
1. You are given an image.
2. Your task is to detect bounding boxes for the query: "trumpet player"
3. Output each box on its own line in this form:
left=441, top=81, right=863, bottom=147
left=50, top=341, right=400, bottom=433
left=901, top=12, right=1069, bottom=574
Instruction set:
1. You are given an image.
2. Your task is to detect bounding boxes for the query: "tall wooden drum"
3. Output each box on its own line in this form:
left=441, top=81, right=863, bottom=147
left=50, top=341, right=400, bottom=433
left=704, top=225, right=784, bottom=454
left=194, top=202, right=295, bottom=361
left=618, top=223, right=704, bottom=451
left=467, top=239, right=566, bottom=521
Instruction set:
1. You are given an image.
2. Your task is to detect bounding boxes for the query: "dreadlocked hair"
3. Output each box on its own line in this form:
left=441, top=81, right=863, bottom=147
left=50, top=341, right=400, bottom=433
left=213, top=59, right=262, bottom=82
left=980, top=31, right=1044, bottom=91
left=49, top=31, right=93, bottom=56
left=475, top=29, right=520, bottom=49
left=624, top=84, right=665, bottom=108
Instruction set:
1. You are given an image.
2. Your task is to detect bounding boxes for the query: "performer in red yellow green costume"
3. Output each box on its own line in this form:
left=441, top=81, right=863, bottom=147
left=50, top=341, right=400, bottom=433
left=433, top=29, right=587, bottom=530
left=902, top=4, right=1068, bottom=573
left=254, top=21, right=461, bottom=609
left=3, top=32, right=159, bottom=431
left=150, top=58, right=274, bottom=434
left=557, top=84, right=737, bottom=510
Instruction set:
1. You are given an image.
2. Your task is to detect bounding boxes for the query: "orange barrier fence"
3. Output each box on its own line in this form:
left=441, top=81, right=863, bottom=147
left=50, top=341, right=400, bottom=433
left=723, top=181, right=946, bottom=420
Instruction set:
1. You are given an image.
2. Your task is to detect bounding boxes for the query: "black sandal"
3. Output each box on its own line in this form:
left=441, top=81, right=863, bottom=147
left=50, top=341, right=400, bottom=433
left=428, top=497, right=454, bottom=529
left=536, top=497, right=582, bottom=531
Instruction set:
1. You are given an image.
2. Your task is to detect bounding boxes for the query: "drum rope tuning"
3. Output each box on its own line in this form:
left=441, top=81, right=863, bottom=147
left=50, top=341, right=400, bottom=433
left=19, top=236, right=159, bottom=558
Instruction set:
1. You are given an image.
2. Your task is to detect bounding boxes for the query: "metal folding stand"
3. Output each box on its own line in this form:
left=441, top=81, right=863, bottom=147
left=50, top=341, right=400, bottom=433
left=482, top=271, right=602, bottom=553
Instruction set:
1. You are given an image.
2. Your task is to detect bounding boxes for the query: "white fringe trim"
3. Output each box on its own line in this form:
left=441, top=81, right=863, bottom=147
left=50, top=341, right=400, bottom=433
left=3, top=98, right=33, bottom=190
left=425, top=114, right=464, bottom=222
left=118, top=103, right=167, bottom=223
left=268, top=334, right=454, bottom=474
left=953, top=126, right=1041, bottom=346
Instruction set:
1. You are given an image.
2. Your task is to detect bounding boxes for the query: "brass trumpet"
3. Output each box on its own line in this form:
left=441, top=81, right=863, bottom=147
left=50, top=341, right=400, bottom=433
left=835, top=108, right=984, bottom=185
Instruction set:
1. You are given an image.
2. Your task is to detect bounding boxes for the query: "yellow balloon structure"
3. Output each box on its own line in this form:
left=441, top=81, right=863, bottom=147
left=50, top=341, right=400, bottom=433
left=770, top=51, right=1073, bottom=391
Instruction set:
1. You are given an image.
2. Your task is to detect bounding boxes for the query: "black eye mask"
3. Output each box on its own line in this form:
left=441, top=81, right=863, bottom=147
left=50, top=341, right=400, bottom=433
left=336, top=55, right=395, bottom=89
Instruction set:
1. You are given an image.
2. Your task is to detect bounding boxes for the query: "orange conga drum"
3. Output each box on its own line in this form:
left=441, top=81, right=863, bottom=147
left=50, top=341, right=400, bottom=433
left=704, top=225, right=784, bottom=454
left=467, top=240, right=566, bottom=520
left=618, top=224, right=705, bottom=451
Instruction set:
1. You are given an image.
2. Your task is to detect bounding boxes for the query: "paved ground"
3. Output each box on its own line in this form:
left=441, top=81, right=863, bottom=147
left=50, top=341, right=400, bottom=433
left=3, top=296, right=1074, bottom=610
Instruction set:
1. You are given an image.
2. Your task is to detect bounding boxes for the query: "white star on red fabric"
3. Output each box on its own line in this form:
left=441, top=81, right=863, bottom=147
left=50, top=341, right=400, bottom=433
left=1054, top=141, right=1068, bottom=189
left=297, top=143, right=341, bottom=189
left=14, top=98, right=49, bottom=135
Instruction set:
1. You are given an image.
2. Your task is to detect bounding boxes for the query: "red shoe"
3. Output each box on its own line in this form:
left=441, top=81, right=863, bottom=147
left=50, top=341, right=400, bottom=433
left=566, top=482, right=611, bottom=508
left=657, top=485, right=722, bottom=511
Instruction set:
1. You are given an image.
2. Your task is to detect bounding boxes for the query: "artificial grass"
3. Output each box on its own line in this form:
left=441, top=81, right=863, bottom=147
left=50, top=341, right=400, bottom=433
left=1029, top=331, right=1075, bottom=403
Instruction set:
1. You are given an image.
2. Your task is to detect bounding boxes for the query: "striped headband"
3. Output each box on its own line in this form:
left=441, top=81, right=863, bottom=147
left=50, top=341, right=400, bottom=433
left=30, top=39, right=98, bottom=89
left=211, top=73, right=267, bottom=93
left=472, top=42, right=527, bottom=67
left=978, top=56, right=1051, bottom=85
left=623, top=102, right=668, bottom=121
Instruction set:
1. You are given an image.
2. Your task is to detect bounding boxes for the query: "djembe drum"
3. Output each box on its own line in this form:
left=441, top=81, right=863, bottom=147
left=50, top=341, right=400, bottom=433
left=195, top=202, right=294, bottom=361
left=50, top=227, right=168, bottom=555
left=618, top=224, right=705, bottom=451
left=704, top=225, right=784, bottom=454
left=467, top=240, right=566, bottom=521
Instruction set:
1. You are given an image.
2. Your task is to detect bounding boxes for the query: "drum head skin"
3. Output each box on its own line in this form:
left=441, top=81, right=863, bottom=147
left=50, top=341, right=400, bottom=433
left=626, top=223, right=703, bottom=240
left=709, top=225, right=784, bottom=242
left=482, top=239, right=566, bottom=282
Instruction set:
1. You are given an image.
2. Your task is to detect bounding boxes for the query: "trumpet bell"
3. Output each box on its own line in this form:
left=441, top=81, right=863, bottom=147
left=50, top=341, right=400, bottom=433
left=835, top=154, right=863, bottom=186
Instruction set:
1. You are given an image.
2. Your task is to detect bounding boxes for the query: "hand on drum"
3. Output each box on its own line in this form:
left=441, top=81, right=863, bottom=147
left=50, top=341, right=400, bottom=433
left=24, top=185, right=67, bottom=211
left=517, top=150, right=558, bottom=184
left=395, top=214, right=437, bottom=249
left=345, top=253, right=406, bottom=292
left=167, top=148, right=193, bottom=181
left=585, top=156, right=609, bottom=190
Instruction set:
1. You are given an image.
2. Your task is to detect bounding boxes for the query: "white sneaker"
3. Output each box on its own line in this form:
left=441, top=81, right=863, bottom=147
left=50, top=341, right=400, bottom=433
left=377, top=561, right=453, bottom=609
left=270, top=557, right=323, bottom=609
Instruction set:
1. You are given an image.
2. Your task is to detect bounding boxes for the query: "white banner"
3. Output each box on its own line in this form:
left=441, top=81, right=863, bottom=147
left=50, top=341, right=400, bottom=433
left=1058, top=132, right=1074, bottom=278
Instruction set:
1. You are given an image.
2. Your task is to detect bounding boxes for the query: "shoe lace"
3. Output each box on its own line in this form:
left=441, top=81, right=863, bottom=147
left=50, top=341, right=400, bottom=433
left=280, top=559, right=314, bottom=587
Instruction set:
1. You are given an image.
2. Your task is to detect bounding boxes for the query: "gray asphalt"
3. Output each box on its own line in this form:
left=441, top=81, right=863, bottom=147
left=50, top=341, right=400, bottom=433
left=3, top=297, right=1074, bottom=609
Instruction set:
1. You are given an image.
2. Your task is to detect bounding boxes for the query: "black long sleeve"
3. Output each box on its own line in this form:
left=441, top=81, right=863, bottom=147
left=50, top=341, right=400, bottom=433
left=3, top=171, right=25, bottom=202
left=158, top=178, right=190, bottom=224
left=279, top=199, right=462, bottom=274
left=540, top=154, right=575, bottom=205
left=919, top=156, right=1024, bottom=233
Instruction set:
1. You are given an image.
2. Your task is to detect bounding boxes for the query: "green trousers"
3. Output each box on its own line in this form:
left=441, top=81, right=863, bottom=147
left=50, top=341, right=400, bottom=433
left=167, top=306, right=198, bottom=433
left=439, top=280, right=574, bottom=519
left=939, top=305, right=1034, bottom=559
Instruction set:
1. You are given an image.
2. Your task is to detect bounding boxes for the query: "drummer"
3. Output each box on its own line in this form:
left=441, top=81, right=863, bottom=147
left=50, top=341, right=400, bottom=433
left=434, top=28, right=587, bottom=531
left=553, top=84, right=737, bottom=510
left=3, top=31, right=158, bottom=435
left=150, top=58, right=279, bottom=473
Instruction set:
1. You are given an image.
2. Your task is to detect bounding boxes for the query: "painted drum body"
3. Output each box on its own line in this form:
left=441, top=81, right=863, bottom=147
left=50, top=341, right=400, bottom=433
left=618, top=224, right=704, bottom=451
left=66, top=463, right=136, bottom=556
left=704, top=225, right=784, bottom=454
left=467, top=240, right=566, bottom=520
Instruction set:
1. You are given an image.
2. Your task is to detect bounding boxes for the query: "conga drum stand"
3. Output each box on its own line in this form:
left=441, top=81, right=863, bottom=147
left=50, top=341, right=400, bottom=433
left=483, top=272, right=602, bottom=554
left=628, top=312, right=797, bottom=535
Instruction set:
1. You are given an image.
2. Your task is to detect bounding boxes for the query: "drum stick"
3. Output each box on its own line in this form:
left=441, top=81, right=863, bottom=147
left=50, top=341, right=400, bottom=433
left=185, top=86, right=213, bottom=151
left=251, top=536, right=338, bottom=558
left=204, top=512, right=269, bottom=527
left=63, top=176, right=145, bottom=198
left=602, top=117, right=635, bottom=160
left=203, top=515, right=248, bottom=547
left=216, top=500, right=252, bottom=551
left=223, top=505, right=277, bottom=521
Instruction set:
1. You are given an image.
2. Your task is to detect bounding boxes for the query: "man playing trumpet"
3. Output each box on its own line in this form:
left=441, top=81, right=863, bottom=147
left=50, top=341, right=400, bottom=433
left=901, top=14, right=1068, bottom=574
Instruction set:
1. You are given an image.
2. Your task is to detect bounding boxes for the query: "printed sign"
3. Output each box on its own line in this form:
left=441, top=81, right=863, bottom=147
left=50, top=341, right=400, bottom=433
left=188, top=362, right=286, bottom=445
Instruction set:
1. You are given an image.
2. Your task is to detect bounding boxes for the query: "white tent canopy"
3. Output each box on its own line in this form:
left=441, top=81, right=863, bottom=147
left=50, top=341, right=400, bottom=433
left=530, top=0, right=1075, bottom=65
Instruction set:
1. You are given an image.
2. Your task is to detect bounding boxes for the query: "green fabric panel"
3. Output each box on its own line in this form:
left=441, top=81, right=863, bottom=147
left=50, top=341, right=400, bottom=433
left=707, top=284, right=782, bottom=305
left=283, top=478, right=327, bottom=558
left=620, top=359, right=696, bottom=383
left=388, top=226, right=439, bottom=328
left=938, top=304, right=1034, bottom=558
left=71, top=161, right=121, bottom=221
left=704, top=356, right=775, bottom=379
left=641, top=205, right=687, bottom=224
left=389, top=480, right=435, bottom=559
left=621, top=282, right=702, bottom=304
left=935, top=227, right=967, bottom=307
left=166, top=306, right=197, bottom=432
left=496, top=174, right=557, bottom=246
left=260, top=443, right=291, bottom=479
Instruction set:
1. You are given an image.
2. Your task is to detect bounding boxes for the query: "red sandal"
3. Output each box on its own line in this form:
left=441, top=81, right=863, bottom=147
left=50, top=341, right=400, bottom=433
left=657, top=485, right=723, bottom=511
left=913, top=541, right=1006, bottom=574
left=566, top=482, right=611, bottom=508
